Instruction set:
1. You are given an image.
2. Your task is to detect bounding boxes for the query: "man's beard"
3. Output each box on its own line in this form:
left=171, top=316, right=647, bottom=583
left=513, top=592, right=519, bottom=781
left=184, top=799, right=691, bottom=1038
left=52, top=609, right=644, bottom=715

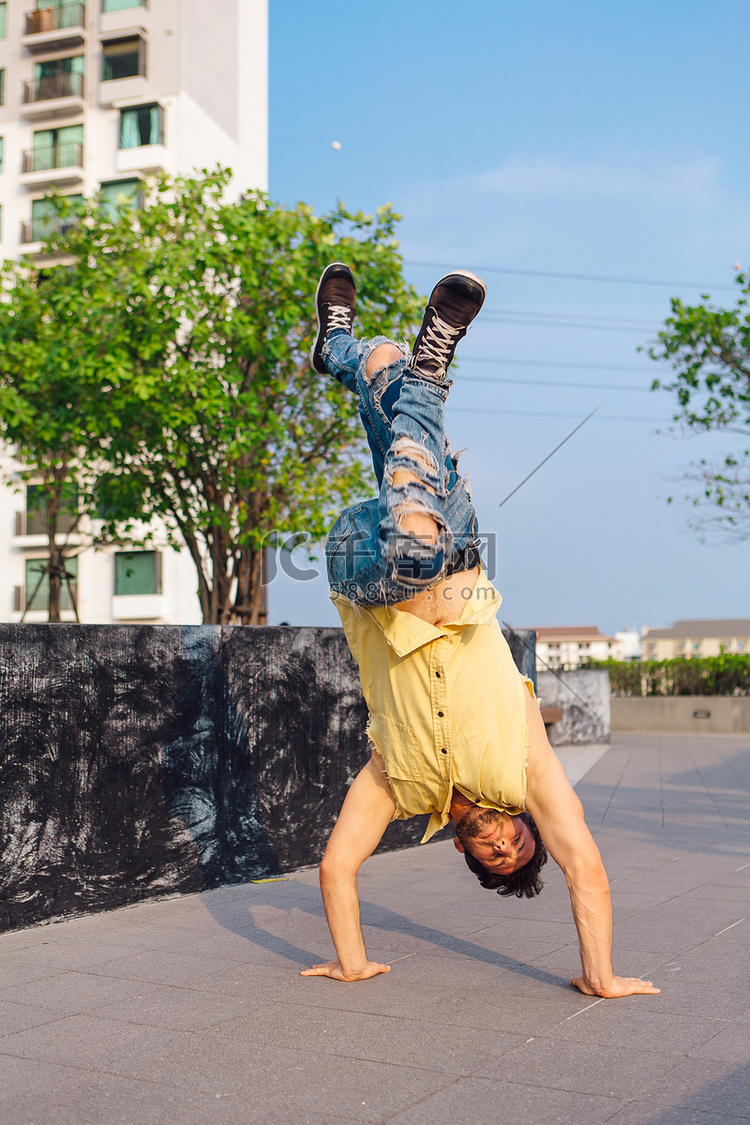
left=454, top=806, right=505, bottom=848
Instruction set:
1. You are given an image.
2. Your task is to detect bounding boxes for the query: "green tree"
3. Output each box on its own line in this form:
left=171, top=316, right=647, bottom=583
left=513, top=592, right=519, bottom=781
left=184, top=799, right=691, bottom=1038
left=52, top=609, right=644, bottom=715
left=1, top=170, right=422, bottom=624
left=0, top=256, right=119, bottom=622
left=649, top=273, right=750, bottom=539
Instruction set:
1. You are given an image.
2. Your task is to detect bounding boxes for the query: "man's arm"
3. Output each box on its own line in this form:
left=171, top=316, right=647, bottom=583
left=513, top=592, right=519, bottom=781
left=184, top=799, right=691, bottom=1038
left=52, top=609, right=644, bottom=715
left=523, top=693, right=659, bottom=998
left=301, top=750, right=397, bottom=982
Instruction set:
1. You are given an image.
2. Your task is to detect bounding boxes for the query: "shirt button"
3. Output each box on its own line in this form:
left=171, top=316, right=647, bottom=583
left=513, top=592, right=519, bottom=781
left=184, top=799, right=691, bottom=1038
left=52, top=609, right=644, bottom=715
left=435, top=671, right=441, bottom=678
left=441, top=748, right=447, bottom=754
left=437, top=711, right=444, bottom=717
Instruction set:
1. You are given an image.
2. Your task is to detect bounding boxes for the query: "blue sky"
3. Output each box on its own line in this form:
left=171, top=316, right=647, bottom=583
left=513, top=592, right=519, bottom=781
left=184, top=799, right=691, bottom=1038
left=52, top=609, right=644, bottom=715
left=266, top=0, right=750, bottom=634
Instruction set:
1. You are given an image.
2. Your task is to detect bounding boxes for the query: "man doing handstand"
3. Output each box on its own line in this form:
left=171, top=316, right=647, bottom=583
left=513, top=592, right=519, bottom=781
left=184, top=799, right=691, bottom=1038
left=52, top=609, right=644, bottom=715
left=301, top=264, right=659, bottom=1000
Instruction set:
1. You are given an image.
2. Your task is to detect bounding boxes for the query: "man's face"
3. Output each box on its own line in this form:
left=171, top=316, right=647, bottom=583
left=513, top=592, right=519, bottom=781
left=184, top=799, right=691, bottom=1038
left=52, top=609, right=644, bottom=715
left=454, top=808, right=535, bottom=875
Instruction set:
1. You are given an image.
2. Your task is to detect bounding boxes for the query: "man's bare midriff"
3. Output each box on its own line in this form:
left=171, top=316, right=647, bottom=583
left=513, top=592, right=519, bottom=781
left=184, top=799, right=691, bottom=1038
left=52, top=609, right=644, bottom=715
left=395, top=564, right=480, bottom=626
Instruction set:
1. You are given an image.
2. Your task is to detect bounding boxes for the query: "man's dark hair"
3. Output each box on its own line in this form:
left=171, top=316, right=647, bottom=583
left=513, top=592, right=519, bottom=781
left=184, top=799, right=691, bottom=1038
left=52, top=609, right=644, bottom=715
left=461, top=812, right=548, bottom=898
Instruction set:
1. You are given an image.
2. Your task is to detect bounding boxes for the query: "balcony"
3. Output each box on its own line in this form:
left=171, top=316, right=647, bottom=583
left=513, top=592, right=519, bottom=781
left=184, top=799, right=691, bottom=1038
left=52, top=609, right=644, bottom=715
left=115, top=142, right=167, bottom=175
left=112, top=594, right=167, bottom=621
left=22, top=4, right=86, bottom=50
left=20, top=216, right=79, bottom=253
left=14, top=508, right=78, bottom=537
left=20, top=142, right=84, bottom=187
left=13, top=584, right=78, bottom=615
left=21, top=72, right=85, bottom=117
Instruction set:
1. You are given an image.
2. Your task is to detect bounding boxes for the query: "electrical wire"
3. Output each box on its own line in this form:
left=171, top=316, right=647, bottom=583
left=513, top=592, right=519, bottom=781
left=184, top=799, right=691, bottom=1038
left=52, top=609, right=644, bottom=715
left=405, top=259, right=738, bottom=292
left=483, top=306, right=659, bottom=326
left=480, top=316, right=652, bottom=333
left=447, top=406, right=664, bottom=423
left=460, top=356, right=653, bottom=373
left=458, top=374, right=651, bottom=392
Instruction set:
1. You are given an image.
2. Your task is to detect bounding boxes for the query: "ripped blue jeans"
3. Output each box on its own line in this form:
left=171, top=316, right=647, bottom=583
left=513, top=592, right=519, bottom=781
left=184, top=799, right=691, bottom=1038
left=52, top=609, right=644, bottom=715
left=324, top=330, right=479, bottom=605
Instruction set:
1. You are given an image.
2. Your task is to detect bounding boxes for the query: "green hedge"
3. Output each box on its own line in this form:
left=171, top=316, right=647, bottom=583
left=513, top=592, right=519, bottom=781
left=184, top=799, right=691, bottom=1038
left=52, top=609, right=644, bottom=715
left=586, top=656, right=750, bottom=697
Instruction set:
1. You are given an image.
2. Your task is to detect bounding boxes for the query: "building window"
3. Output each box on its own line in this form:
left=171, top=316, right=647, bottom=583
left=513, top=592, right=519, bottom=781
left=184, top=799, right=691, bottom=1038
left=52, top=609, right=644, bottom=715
left=738, top=640, right=747, bottom=652
left=29, top=123, right=83, bottom=172
left=102, top=0, right=146, bottom=11
left=24, top=556, right=78, bottom=613
left=29, top=194, right=83, bottom=241
left=0, top=69, right=5, bottom=106
left=99, top=178, right=140, bottom=218
left=103, top=36, right=146, bottom=81
left=691, top=642, right=701, bottom=653
left=22, top=483, right=79, bottom=532
left=30, top=55, right=85, bottom=101
left=114, top=550, right=161, bottom=596
left=119, top=103, right=163, bottom=148
left=0, top=4, right=6, bottom=39
left=0, top=137, right=4, bottom=174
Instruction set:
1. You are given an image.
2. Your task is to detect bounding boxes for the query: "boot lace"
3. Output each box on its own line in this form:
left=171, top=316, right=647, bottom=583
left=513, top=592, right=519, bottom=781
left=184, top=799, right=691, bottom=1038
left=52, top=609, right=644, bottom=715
left=327, top=303, right=354, bottom=331
left=413, top=312, right=461, bottom=377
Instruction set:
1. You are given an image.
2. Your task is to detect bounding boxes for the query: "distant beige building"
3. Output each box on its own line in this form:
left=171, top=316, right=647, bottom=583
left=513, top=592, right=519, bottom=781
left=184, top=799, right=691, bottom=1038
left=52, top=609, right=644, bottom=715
left=533, top=626, right=618, bottom=671
left=642, top=619, right=750, bottom=661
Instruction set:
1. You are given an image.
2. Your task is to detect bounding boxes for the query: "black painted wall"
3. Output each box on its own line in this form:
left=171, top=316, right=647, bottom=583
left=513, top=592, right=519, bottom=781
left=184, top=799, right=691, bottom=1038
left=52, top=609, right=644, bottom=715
left=0, top=624, right=536, bottom=933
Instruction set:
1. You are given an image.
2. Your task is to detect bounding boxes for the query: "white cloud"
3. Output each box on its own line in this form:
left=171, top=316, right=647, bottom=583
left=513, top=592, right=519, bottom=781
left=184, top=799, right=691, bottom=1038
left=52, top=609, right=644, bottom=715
left=474, top=153, right=723, bottom=209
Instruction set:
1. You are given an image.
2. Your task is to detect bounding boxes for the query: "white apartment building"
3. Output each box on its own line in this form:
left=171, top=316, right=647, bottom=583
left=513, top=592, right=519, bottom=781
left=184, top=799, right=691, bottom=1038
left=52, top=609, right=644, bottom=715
left=532, top=625, right=619, bottom=671
left=0, top=0, right=267, bottom=624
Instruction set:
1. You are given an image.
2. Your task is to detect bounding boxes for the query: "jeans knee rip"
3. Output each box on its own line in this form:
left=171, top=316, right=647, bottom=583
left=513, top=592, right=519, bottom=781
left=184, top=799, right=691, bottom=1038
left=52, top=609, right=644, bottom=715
left=359, top=336, right=408, bottom=377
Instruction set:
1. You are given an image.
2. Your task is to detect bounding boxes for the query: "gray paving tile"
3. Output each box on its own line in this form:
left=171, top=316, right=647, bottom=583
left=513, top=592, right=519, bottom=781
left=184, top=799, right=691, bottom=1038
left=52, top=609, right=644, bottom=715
left=607, top=1104, right=750, bottom=1125
left=1, top=1063, right=198, bottom=1124
left=247, top=1055, right=458, bottom=1125
left=647, top=979, right=750, bottom=1020
left=473, top=1036, right=685, bottom=1099
left=84, top=948, right=248, bottom=985
left=110, top=1030, right=457, bottom=1123
left=386, top=1077, right=625, bottom=1125
left=0, top=1052, right=76, bottom=1101
left=0, top=938, right=146, bottom=981
left=0, top=1000, right=68, bottom=1038
left=212, top=1002, right=526, bottom=1074
left=640, top=1058, right=750, bottom=1117
left=539, top=1002, right=733, bottom=1055
left=691, top=1021, right=750, bottom=1063
left=0, top=958, right=65, bottom=991
left=91, top=983, right=260, bottom=1031
left=300, top=973, right=586, bottom=1035
left=527, top=945, right=665, bottom=981
left=0, top=1012, right=193, bottom=1069
left=175, top=960, right=306, bottom=1001
left=0, top=970, right=165, bottom=1015
left=158, top=1101, right=362, bottom=1125
left=612, top=901, right=746, bottom=951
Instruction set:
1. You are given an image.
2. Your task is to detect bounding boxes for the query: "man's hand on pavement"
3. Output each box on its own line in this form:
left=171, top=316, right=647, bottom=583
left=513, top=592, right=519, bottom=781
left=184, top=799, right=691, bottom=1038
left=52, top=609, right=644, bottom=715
left=571, top=974, right=660, bottom=998
left=300, top=959, right=391, bottom=982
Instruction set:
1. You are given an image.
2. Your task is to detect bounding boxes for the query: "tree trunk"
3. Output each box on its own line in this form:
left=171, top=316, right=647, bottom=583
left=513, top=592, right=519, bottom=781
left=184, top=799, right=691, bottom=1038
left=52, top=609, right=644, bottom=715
left=46, top=490, right=62, bottom=624
left=231, top=545, right=267, bottom=626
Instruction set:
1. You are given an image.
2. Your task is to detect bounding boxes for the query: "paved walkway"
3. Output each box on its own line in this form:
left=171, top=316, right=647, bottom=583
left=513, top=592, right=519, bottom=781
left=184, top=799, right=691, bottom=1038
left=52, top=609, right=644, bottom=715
left=1, top=732, right=749, bottom=1125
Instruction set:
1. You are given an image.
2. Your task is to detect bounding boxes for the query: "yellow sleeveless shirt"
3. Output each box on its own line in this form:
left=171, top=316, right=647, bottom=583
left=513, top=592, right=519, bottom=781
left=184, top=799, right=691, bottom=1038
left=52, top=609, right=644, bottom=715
left=332, top=570, right=533, bottom=842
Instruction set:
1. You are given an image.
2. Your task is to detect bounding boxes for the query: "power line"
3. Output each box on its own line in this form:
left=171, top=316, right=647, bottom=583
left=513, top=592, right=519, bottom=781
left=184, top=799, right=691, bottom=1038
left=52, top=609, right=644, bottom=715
left=481, top=315, right=652, bottom=333
left=447, top=406, right=663, bottom=423
left=497, top=407, right=601, bottom=508
left=483, top=306, right=658, bottom=326
left=460, top=356, right=653, bottom=374
left=405, top=259, right=738, bottom=292
left=458, top=374, right=651, bottom=392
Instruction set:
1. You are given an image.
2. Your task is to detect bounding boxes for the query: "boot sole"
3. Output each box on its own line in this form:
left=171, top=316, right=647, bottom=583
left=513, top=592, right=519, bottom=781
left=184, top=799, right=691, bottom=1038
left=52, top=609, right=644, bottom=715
left=432, top=269, right=487, bottom=313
